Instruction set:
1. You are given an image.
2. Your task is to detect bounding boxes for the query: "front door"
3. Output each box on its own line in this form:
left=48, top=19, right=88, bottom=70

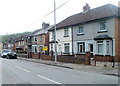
left=89, top=44, right=93, bottom=58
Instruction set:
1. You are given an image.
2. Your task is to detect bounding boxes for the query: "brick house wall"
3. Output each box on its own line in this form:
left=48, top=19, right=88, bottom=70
left=115, top=18, right=120, bottom=61
left=44, top=32, right=49, bottom=51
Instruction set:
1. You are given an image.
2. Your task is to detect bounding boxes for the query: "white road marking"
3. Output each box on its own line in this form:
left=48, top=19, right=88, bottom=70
left=15, top=66, right=30, bottom=73
left=37, top=75, right=62, bottom=84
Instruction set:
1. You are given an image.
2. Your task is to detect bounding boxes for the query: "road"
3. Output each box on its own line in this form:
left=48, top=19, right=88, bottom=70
left=0, top=57, right=118, bottom=85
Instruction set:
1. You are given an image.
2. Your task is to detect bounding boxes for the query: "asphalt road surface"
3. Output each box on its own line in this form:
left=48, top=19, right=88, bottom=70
left=0, top=57, right=118, bottom=85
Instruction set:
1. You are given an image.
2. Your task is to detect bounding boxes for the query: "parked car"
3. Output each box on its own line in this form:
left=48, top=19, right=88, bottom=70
left=1, top=49, right=17, bottom=59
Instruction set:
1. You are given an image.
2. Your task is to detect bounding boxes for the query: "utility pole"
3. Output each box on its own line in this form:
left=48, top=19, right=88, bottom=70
left=54, top=0, right=57, bottom=63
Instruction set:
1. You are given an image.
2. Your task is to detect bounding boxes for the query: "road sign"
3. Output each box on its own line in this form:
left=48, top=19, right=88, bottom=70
left=42, top=47, right=48, bottom=51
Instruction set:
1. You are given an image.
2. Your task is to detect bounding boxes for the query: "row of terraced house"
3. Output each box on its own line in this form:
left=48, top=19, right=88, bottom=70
left=3, top=4, right=120, bottom=63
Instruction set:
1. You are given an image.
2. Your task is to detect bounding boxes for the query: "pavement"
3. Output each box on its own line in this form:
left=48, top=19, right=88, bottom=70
left=17, top=57, right=120, bottom=77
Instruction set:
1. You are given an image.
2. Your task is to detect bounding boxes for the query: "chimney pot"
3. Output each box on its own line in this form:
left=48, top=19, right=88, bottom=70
left=83, top=3, right=90, bottom=12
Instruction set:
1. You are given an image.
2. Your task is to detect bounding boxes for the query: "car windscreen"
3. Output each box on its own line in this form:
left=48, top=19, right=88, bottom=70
left=2, top=50, right=11, bottom=53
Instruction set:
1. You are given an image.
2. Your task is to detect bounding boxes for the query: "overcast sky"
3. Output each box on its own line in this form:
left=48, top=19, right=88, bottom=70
left=0, top=0, right=119, bottom=35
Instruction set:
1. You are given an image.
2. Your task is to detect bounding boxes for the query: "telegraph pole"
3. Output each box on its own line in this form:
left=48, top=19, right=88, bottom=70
left=54, top=0, right=57, bottom=63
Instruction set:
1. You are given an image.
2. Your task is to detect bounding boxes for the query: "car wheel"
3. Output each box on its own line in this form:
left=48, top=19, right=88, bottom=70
left=6, top=55, right=10, bottom=59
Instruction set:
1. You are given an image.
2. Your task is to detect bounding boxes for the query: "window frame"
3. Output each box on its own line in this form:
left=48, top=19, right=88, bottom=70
left=77, top=42, right=85, bottom=54
left=64, top=27, right=69, bottom=37
left=78, top=26, right=84, bottom=34
left=64, top=43, right=70, bottom=53
left=32, top=45, right=37, bottom=53
left=98, top=20, right=107, bottom=32
left=34, top=36, right=37, bottom=42
left=40, top=36, right=43, bottom=42
left=97, top=41, right=104, bottom=55
left=106, top=41, right=110, bottom=55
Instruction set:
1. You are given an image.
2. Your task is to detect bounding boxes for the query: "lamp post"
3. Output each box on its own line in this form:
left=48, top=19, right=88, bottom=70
left=54, top=0, right=57, bottom=63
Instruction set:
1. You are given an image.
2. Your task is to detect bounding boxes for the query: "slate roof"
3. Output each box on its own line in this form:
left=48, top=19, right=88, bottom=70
left=94, top=34, right=112, bottom=40
left=35, top=25, right=54, bottom=36
left=49, top=4, right=120, bottom=31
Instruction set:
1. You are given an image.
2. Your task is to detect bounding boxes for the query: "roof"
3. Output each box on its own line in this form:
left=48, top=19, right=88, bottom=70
left=31, top=29, right=41, bottom=36
left=49, top=4, right=120, bottom=31
left=35, top=25, right=54, bottom=36
left=94, top=34, right=112, bottom=40
left=14, top=33, right=32, bottom=42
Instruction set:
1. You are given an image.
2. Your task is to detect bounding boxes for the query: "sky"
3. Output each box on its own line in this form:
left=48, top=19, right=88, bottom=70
left=0, top=0, right=119, bottom=35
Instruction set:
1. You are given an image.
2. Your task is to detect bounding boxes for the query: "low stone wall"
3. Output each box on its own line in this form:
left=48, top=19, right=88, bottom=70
left=94, top=55, right=113, bottom=61
left=54, top=55, right=86, bottom=64
left=31, top=52, right=90, bottom=65
left=75, top=54, right=86, bottom=58
left=41, top=54, right=52, bottom=60
left=32, top=53, right=39, bottom=59
left=17, top=53, right=27, bottom=58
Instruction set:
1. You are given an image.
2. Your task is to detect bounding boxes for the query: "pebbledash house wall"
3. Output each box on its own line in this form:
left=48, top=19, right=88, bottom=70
left=73, top=18, right=117, bottom=61
left=49, top=27, right=73, bottom=55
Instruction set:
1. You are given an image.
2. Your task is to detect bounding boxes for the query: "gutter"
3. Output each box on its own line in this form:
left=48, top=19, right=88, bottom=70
left=112, top=39, right=115, bottom=68
left=71, top=26, right=74, bottom=55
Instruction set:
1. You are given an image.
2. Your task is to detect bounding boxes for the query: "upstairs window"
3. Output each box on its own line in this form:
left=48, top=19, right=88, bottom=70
left=40, top=36, right=43, bottom=42
left=99, top=21, right=107, bottom=31
left=78, top=26, right=84, bottom=34
left=64, top=27, right=69, bottom=37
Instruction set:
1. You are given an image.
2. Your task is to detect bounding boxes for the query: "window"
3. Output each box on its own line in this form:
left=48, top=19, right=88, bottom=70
left=97, top=41, right=103, bottom=54
left=99, top=21, right=107, bottom=31
left=32, top=46, right=37, bottom=53
left=78, top=26, right=84, bottom=34
left=64, top=27, right=69, bottom=37
left=52, top=31, right=55, bottom=40
left=40, top=36, right=43, bottom=42
left=34, top=36, right=37, bottom=42
left=78, top=42, right=85, bottom=53
left=106, top=41, right=110, bottom=55
left=64, top=43, right=70, bottom=53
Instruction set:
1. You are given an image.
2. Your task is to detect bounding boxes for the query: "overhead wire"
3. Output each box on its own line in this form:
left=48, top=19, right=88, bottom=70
left=23, top=0, right=71, bottom=29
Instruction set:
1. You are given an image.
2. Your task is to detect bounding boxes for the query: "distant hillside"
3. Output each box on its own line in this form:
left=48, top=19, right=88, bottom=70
left=1, top=32, right=31, bottom=43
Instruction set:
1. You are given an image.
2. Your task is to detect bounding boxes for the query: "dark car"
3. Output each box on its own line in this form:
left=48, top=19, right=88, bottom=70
left=1, top=49, right=17, bottom=59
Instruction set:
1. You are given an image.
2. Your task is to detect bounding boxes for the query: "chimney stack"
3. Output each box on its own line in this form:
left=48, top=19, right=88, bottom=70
left=42, top=22, right=49, bottom=29
left=83, top=3, right=90, bottom=12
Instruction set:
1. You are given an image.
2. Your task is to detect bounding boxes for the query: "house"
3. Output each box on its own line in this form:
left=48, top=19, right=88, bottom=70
left=49, top=4, right=120, bottom=61
left=31, top=22, right=53, bottom=59
left=6, top=38, right=15, bottom=51
left=0, top=42, right=2, bottom=51
left=14, top=35, right=29, bottom=53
